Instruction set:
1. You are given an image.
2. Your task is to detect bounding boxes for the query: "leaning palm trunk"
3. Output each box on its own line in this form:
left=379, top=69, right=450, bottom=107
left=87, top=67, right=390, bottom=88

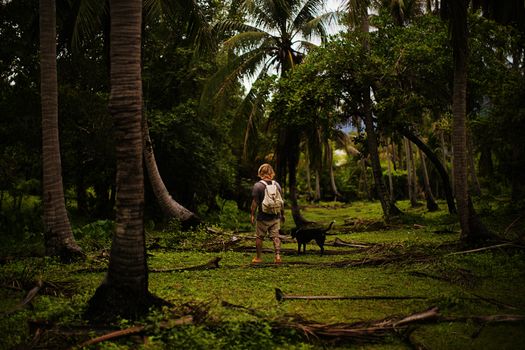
left=399, top=127, right=456, bottom=213
left=142, top=119, right=200, bottom=228
left=85, top=0, right=164, bottom=322
left=40, top=0, right=83, bottom=261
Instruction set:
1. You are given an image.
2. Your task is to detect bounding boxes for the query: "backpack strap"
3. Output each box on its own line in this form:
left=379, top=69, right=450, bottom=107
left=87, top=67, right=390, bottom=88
left=259, top=180, right=274, bottom=186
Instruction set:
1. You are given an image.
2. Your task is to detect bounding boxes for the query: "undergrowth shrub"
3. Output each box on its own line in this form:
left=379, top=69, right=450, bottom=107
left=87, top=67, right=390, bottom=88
left=73, top=220, right=114, bottom=251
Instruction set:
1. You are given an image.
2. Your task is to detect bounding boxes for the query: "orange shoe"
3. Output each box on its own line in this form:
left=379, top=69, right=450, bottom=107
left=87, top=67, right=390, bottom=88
left=274, top=256, right=282, bottom=264
left=251, top=257, right=262, bottom=263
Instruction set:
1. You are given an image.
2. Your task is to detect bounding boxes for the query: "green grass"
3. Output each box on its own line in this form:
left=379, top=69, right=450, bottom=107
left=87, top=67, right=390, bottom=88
left=1, top=200, right=524, bottom=349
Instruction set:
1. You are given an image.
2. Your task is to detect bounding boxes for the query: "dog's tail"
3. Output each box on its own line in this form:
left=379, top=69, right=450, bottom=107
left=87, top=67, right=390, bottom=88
left=324, top=220, right=336, bottom=234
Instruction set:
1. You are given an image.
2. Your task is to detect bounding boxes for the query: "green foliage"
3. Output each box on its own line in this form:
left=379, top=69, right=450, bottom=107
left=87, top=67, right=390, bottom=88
left=0, top=193, right=43, bottom=256
left=73, top=220, right=115, bottom=252
left=147, top=100, right=237, bottom=212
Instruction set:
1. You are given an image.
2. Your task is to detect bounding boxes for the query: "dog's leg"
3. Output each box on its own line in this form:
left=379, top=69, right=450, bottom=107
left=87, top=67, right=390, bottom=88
left=297, top=242, right=301, bottom=254
left=317, top=236, right=326, bottom=255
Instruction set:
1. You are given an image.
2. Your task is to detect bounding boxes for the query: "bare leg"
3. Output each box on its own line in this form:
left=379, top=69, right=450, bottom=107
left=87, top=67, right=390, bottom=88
left=272, top=236, right=281, bottom=260
left=255, top=237, right=263, bottom=260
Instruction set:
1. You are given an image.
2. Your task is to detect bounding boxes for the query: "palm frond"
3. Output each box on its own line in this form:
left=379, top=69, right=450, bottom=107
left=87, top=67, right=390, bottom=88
left=201, top=47, right=270, bottom=108
left=239, top=73, right=270, bottom=160
left=213, top=20, right=265, bottom=37
left=341, top=0, right=370, bottom=27
left=291, top=0, right=324, bottom=30
left=223, top=31, right=272, bottom=52
left=241, top=0, right=280, bottom=32
left=158, top=0, right=217, bottom=53
left=143, top=0, right=163, bottom=21
left=297, top=14, right=330, bottom=41
left=296, top=40, right=318, bottom=52
left=71, top=0, right=107, bottom=50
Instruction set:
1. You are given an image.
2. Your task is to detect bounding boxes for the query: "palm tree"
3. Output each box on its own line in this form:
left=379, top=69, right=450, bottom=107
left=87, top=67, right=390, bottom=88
left=40, top=0, right=83, bottom=261
left=445, top=0, right=490, bottom=243
left=85, top=0, right=164, bottom=322
left=342, top=0, right=401, bottom=219
left=143, top=117, right=200, bottom=228
left=205, top=0, right=331, bottom=226
left=66, top=0, right=201, bottom=226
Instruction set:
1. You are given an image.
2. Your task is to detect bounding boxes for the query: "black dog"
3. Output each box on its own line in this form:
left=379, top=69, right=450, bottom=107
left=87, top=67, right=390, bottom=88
left=291, top=221, right=335, bottom=255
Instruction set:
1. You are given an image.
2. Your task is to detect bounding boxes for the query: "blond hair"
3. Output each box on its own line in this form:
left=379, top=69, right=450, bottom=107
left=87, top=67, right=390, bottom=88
left=258, top=163, right=275, bottom=179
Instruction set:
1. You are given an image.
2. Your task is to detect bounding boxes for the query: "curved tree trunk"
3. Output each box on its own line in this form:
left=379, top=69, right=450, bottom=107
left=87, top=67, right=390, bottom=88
left=142, top=119, right=200, bottom=228
left=40, top=0, right=83, bottom=262
left=85, top=0, right=164, bottom=323
left=400, top=128, right=456, bottom=214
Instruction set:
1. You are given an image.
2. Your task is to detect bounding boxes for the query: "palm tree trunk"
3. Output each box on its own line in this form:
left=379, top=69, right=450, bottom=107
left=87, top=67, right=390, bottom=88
left=466, top=130, right=481, bottom=196
left=305, top=152, right=314, bottom=201
left=387, top=144, right=394, bottom=202
left=400, top=127, right=456, bottom=213
left=314, top=170, right=321, bottom=202
left=361, top=12, right=400, bottom=220
left=40, top=0, right=83, bottom=262
left=419, top=148, right=439, bottom=211
left=360, top=159, right=372, bottom=200
left=85, top=0, right=164, bottom=323
left=404, top=137, right=418, bottom=207
left=287, top=127, right=309, bottom=226
left=449, top=0, right=490, bottom=243
left=142, top=119, right=200, bottom=228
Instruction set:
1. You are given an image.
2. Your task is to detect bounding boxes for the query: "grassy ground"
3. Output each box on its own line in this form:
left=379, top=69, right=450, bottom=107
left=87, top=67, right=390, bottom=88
left=1, top=199, right=524, bottom=349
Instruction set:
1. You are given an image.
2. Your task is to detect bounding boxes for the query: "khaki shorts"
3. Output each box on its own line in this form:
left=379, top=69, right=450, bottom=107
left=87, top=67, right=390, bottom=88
left=255, top=217, right=281, bottom=240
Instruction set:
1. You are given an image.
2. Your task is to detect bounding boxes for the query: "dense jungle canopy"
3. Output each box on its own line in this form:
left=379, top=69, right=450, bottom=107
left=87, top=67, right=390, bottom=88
left=0, top=0, right=524, bottom=347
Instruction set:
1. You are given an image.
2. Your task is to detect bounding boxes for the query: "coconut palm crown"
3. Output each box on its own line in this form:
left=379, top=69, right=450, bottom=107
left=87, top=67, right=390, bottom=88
left=204, top=0, right=333, bottom=103
left=203, top=0, right=334, bottom=225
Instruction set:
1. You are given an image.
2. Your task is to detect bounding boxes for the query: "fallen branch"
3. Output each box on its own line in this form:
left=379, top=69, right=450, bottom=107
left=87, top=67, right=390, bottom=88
left=1, top=280, right=42, bottom=317
left=273, top=307, right=525, bottom=343
left=503, top=215, right=523, bottom=236
left=447, top=243, right=518, bottom=256
left=151, top=257, right=221, bottom=273
left=275, top=288, right=427, bottom=302
left=467, top=293, right=518, bottom=310
left=330, top=238, right=371, bottom=249
left=393, top=307, right=440, bottom=327
left=326, top=254, right=435, bottom=267
left=75, top=315, right=193, bottom=348
left=441, top=314, right=525, bottom=323
left=221, top=301, right=265, bottom=317
left=76, top=325, right=145, bottom=348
